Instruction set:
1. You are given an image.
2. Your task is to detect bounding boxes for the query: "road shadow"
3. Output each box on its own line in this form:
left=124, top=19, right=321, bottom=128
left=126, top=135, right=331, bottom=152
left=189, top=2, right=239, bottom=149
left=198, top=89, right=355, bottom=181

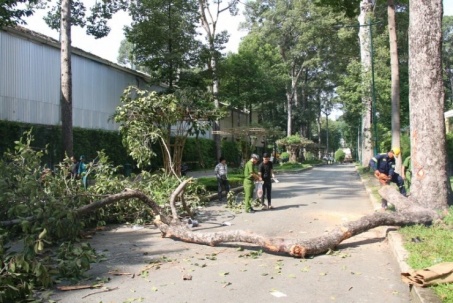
left=336, top=236, right=386, bottom=250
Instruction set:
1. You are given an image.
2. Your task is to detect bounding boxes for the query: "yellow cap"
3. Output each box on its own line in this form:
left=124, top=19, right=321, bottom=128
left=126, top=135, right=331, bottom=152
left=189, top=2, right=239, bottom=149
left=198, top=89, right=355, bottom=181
left=391, top=147, right=401, bottom=157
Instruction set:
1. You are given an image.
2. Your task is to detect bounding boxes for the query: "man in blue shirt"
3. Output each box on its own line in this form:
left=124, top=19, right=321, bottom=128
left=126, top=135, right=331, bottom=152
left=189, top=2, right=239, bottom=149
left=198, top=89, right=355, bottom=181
left=369, top=148, right=407, bottom=207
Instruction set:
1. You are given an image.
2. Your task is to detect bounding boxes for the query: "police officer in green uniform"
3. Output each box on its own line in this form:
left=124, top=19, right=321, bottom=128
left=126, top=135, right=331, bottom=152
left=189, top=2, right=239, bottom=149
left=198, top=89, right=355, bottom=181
left=243, top=154, right=260, bottom=213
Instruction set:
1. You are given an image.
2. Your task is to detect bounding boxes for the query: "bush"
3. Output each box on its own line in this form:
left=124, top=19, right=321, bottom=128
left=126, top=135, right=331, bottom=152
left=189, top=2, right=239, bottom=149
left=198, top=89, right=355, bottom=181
left=183, top=137, right=216, bottom=169
left=0, top=120, right=132, bottom=170
left=335, top=149, right=346, bottom=162
left=280, top=152, right=289, bottom=163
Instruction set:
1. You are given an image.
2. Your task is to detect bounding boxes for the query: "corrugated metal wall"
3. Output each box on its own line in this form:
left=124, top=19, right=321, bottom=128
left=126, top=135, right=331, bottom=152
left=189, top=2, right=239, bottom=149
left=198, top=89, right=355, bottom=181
left=0, top=28, right=149, bottom=131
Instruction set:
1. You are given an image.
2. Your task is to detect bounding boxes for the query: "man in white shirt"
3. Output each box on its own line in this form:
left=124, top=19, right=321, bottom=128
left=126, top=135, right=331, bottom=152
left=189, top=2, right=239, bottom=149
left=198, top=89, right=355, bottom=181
left=214, top=157, right=230, bottom=202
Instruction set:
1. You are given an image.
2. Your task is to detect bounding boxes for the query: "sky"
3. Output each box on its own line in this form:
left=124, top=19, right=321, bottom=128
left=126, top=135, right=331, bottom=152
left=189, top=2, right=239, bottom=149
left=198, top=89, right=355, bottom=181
left=21, top=1, right=453, bottom=65
left=22, top=1, right=248, bottom=63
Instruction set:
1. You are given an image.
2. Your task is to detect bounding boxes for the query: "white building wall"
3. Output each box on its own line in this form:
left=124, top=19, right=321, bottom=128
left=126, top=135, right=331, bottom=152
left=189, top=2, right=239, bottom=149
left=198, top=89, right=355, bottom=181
left=0, top=30, right=60, bottom=125
left=0, top=27, right=151, bottom=131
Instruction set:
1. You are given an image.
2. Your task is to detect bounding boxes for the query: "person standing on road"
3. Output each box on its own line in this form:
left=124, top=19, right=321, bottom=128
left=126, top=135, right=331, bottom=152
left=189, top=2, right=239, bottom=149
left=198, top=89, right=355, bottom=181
left=214, top=156, right=230, bottom=202
left=402, top=154, right=412, bottom=192
left=258, top=153, right=275, bottom=210
left=369, top=148, right=406, bottom=208
left=243, top=154, right=260, bottom=213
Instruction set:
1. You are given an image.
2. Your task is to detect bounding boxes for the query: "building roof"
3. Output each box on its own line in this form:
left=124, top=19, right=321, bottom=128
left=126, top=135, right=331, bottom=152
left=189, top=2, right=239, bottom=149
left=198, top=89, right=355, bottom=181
left=1, top=25, right=156, bottom=83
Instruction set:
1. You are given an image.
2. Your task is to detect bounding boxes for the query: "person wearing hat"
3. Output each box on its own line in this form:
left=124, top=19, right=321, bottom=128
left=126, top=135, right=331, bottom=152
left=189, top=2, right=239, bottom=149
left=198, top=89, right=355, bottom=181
left=243, top=154, right=260, bottom=213
left=258, top=153, right=275, bottom=209
left=369, top=147, right=406, bottom=208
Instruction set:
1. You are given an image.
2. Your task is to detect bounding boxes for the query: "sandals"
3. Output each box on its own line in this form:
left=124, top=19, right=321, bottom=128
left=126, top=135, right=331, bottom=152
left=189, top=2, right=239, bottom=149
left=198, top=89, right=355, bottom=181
left=268, top=205, right=274, bottom=210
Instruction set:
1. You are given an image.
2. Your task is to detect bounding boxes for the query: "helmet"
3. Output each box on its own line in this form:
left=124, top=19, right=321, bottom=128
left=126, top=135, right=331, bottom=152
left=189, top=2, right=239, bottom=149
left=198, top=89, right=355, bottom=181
left=251, top=153, right=260, bottom=160
left=391, top=147, right=401, bottom=157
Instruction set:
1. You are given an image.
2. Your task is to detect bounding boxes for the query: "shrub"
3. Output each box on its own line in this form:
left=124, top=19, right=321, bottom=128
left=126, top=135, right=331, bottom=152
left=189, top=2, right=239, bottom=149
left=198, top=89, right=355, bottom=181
left=335, top=149, right=346, bottom=162
left=280, top=152, right=289, bottom=163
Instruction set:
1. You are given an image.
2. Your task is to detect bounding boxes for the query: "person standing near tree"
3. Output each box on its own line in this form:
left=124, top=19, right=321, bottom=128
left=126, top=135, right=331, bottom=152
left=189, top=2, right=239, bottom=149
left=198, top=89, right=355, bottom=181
left=243, top=154, right=260, bottom=213
left=214, top=156, right=230, bottom=202
left=258, top=153, right=275, bottom=210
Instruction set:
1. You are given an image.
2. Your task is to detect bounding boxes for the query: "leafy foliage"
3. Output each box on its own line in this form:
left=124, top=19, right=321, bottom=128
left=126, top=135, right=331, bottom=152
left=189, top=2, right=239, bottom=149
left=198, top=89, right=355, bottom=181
left=42, top=0, right=128, bottom=38
left=276, top=134, right=313, bottom=163
left=0, top=0, right=38, bottom=27
left=334, top=148, right=345, bottom=162
left=0, top=120, right=132, bottom=171
left=0, top=131, right=208, bottom=301
left=125, top=0, right=200, bottom=88
left=114, top=86, right=223, bottom=173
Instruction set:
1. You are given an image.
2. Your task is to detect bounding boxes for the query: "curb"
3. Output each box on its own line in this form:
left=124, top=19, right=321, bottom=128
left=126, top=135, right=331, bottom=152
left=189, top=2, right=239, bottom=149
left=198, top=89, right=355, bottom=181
left=357, top=169, right=441, bottom=303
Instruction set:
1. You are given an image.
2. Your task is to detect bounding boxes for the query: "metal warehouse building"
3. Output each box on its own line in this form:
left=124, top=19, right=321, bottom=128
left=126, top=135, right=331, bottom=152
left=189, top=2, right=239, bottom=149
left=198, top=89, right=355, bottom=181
left=0, top=26, right=163, bottom=131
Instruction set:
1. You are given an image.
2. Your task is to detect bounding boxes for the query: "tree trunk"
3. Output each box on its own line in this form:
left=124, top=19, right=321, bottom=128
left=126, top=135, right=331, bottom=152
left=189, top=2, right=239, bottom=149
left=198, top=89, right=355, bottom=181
left=358, top=0, right=374, bottom=167
left=212, top=54, right=222, bottom=160
left=409, top=0, right=450, bottom=210
left=154, top=185, right=441, bottom=258
left=1, top=182, right=443, bottom=259
left=388, top=0, right=401, bottom=173
left=60, top=0, right=73, bottom=157
left=197, top=0, right=238, bottom=160
left=286, top=88, right=293, bottom=136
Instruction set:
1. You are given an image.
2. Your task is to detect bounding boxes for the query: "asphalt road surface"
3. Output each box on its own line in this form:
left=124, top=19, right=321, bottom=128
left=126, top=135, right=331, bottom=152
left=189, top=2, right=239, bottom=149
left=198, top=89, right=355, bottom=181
left=51, top=164, right=410, bottom=303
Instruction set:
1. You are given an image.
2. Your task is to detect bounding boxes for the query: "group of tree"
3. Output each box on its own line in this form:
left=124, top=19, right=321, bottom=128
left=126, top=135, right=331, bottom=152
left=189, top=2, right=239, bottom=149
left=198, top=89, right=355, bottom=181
left=1, top=3, right=452, bottom=302
left=1, top=0, right=451, bottom=199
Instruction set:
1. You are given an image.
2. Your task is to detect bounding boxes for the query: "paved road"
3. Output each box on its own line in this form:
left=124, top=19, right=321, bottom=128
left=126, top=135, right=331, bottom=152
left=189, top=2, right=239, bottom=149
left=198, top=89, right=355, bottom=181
left=51, top=164, right=410, bottom=303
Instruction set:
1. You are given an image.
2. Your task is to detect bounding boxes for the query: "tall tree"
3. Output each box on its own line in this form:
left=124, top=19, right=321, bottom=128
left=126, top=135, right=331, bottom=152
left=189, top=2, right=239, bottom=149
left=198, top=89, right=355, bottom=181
left=60, top=0, right=72, bottom=157
left=409, top=0, right=449, bottom=209
left=44, top=0, right=128, bottom=156
left=244, top=0, right=352, bottom=138
left=357, top=0, right=374, bottom=167
left=197, top=0, right=239, bottom=159
left=125, top=0, right=200, bottom=89
left=388, top=0, right=402, bottom=172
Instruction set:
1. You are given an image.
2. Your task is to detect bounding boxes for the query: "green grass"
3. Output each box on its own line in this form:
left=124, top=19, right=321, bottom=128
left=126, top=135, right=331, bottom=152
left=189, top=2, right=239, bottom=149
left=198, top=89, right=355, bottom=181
left=399, top=208, right=453, bottom=302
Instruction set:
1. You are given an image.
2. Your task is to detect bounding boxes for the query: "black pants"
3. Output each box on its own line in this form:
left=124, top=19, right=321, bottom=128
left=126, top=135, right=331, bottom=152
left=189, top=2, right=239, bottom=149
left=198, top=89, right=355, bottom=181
left=261, top=181, right=272, bottom=206
left=217, top=178, right=230, bottom=200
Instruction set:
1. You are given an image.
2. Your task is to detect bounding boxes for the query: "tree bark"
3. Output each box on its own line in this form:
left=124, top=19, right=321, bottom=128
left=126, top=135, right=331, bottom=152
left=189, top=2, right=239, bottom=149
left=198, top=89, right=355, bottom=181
left=388, top=0, right=401, bottom=173
left=358, top=0, right=374, bottom=167
left=75, top=189, right=167, bottom=222
left=60, top=0, right=73, bottom=157
left=408, top=0, right=450, bottom=210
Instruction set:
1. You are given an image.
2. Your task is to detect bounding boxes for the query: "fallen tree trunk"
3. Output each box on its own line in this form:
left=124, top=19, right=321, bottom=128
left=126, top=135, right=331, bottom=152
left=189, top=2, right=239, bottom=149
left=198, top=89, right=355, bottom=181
left=1, top=183, right=444, bottom=258
left=75, top=188, right=165, bottom=221
left=153, top=185, right=443, bottom=258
